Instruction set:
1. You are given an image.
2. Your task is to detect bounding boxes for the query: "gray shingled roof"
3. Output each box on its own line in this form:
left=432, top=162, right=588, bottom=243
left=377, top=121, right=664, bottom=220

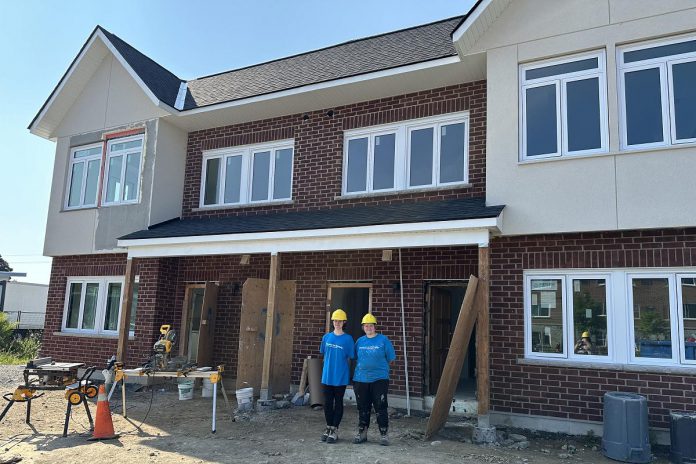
left=183, top=16, right=463, bottom=110
left=119, top=198, right=503, bottom=241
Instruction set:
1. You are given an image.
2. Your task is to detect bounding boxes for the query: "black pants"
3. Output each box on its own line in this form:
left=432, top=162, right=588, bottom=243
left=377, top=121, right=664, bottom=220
left=353, top=379, right=389, bottom=432
left=322, top=384, right=346, bottom=427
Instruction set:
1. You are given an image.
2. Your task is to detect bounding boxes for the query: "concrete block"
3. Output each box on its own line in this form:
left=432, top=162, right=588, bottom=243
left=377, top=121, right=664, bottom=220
left=473, top=426, right=497, bottom=444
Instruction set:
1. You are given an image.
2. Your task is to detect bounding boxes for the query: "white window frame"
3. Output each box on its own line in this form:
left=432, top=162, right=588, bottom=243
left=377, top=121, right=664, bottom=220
left=524, top=275, right=567, bottom=359
left=199, top=140, right=294, bottom=208
left=102, top=134, right=144, bottom=206
left=618, top=34, right=696, bottom=150
left=62, top=276, right=131, bottom=336
left=519, top=50, right=608, bottom=160
left=341, top=112, right=469, bottom=196
left=525, top=268, right=696, bottom=368
left=64, top=142, right=103, bottom=210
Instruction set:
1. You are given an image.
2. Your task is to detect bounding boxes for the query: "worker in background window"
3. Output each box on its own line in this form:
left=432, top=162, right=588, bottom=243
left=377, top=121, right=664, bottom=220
left=574, top=331, right=593, bottom=355
left=352, top=313, right=396, bottom=446
left=319, top=309, right=355, bottom=444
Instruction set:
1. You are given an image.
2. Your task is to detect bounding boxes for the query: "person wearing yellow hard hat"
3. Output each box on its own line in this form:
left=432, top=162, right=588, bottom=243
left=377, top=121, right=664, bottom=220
left=574, top=330, right=593, bottom=355
left=352, top=312, right=396, bottom=446
left=319, top=308, right=355, bottom=443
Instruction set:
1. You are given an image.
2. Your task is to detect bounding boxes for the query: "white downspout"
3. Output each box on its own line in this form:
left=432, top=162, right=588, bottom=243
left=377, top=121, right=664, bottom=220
left=398, top=248, right=411, bottom=416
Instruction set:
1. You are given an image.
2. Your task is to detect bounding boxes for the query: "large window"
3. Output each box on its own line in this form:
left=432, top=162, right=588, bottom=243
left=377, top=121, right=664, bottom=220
left=619, top=36, right=696, bottom=149
left=520, top=51, right=608, bottom=160
left=65, top=143, right=103, bottom=209
left=63, top=277, right=138, bottom=336
left=200, top=140, right=294, bottom=207
left=103, top=135, right=144, bottom=205
left=526, top=270, right=696, bottom=366
left=342, top=113, right=469, bottom=195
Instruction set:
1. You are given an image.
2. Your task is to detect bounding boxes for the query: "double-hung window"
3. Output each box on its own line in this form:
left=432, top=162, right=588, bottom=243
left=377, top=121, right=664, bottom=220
left=343, top=112, right=469, bottom=195
left=618, top=36, right=696, bottom=149
left=65, top=143, right=103, bottom=209
left=103, top=135, right=143, bottom=205
left=200, top=140, right=294, bottom=207
left=63, top=276, right=138, bottom=336
left=520, top=51, right=608, bottom=160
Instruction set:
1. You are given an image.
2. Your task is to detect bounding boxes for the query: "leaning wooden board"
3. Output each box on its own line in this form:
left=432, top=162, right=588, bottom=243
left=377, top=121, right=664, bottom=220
left=424, top=275, right=479, bottom=439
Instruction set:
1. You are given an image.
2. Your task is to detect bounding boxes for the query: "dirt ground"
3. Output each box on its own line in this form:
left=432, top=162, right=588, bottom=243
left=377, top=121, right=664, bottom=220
left=0, top=366, right=670, bottom=464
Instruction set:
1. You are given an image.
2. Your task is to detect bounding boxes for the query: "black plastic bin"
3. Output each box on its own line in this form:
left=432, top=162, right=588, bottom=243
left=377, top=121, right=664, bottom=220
left=602, top=392, right=651, bottom=463
left=670, top=411, right=696, bottom=464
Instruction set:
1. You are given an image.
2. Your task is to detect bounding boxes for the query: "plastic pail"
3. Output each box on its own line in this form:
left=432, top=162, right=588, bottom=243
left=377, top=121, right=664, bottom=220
left=201, top=378, right=214, bottom=398
left=177, top=380, right=194, bottom=400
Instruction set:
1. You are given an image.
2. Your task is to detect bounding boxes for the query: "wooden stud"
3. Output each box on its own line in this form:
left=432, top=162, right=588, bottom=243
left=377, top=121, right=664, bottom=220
left=116, top=258, right=136, bottom=364
left=260, top=253, right=280, bottom=400
left=476, top=245, right=491, bottom=420
left=425, top=275, right=479, bottom=439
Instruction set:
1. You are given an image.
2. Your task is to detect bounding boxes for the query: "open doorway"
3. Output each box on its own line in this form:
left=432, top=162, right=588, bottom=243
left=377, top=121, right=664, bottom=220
left=180, top=283, right=218, bottom=367
left=425, top=281, right=476, bottom=399
left=326, top=283, right=372, bottom=339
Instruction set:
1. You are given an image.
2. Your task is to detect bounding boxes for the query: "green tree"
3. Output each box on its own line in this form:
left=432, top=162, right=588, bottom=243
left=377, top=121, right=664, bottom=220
left=0, top=313, right=16, bottom=350
left=0, top=254, right=12, bottom=272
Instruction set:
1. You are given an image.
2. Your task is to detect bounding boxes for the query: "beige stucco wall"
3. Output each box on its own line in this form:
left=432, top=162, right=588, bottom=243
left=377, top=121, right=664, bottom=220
left=44, top=53, right=187, bottom=256
left=481, top=0, right=696, bottom=235
left=54, top=54, right=168, bottom=138
left=150, top=119, right=187, bottom=226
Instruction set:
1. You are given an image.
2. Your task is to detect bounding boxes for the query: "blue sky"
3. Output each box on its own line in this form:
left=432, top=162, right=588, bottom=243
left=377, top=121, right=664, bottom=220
left=0, top=0, right=474, bottom=284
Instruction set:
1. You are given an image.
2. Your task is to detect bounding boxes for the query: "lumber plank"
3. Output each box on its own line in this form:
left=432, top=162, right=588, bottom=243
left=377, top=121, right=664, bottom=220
left=424, top=275, right=479, bottom=439
left=117, top=258, right=136, bottom=364
left=260, top=253, right=281, bottom=400
left=477, top=246, right=491, bottom=417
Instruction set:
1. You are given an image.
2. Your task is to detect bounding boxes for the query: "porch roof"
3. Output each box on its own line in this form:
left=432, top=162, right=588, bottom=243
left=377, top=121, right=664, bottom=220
left=118, top=197, right=503, bottom=257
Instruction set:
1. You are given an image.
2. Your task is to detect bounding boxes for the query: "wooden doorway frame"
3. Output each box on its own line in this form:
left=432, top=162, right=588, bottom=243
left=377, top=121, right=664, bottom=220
left=424, top=280, right=470, bottom=397
left=325, top=282, right=373, bottom=332
left=179, top=283, right=206, bottom=358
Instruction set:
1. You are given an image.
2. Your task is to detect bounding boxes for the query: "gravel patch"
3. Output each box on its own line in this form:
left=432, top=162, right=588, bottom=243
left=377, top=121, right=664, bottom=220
left=0, top=364, right=24, bottom=388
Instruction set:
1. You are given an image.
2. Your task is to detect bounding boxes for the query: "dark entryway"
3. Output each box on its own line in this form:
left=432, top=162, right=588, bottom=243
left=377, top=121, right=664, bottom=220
left=326, top=283, right=371, bottom=339
left=425, top=281, right=476, bottom=398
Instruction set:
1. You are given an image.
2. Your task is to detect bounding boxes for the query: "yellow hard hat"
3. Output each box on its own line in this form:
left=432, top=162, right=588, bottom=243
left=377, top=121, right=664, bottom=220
left=361, top=313, right=377, bottom=325
left=581, top=331, right=590, bottom=338
left=331, top=309, right=347, bottom=321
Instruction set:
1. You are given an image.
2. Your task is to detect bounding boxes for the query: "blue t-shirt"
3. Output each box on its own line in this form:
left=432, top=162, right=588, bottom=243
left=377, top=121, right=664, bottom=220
left=353, top=334, right=396, bottom=383
left=320, top=332, right=355, bottom=386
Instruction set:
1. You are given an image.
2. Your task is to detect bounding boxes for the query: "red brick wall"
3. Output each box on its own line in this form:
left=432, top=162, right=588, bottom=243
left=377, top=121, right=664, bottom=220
left=43, top=247, right=479, bottom=396
left=182, top=81, right=486, bottom=219
left=490, top=229, right=696, bottom=428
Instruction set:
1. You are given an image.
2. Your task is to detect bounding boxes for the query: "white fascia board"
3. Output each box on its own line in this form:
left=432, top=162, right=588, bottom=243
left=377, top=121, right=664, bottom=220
left=453, top=0, right=492, bottom=43
left=118, top=218, right=499, bottom=258
left=178, top=56, right=461, bottom=116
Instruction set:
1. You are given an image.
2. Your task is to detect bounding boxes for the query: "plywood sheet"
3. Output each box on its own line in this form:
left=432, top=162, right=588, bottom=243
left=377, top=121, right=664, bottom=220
left=270, top=280, right=296, bottom=393
left=236, top=278, right=269, bottom=394
left=197, top=281, right=218, bottom=367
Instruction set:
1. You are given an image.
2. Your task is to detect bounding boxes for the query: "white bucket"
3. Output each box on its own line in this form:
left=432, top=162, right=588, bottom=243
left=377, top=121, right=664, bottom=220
left=236, top=387, right=253, bottom=408
left=201, top=378, right=214, bottom=398
left=178, top=380, right=194, bottom=400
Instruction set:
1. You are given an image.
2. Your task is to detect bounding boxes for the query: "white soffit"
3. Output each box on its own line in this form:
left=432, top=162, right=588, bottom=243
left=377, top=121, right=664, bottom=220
left=118, top=217, right=501, bottom=258
left=452, top=0, right=512, bottom=56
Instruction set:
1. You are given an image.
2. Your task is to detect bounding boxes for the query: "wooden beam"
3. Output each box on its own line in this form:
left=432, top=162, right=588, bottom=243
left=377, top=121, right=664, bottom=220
left=116, top=258, right=136, bottom=364
left=260, top=253, right=280, bottom=400
left=476, top=245, right=491, bottom=420
left=425, top=275, right=479, bottom=439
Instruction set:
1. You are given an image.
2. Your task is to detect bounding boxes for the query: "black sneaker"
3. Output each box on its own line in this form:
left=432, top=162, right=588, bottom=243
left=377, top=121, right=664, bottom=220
left=353, top=427, right=367, bottom=444
left=380, top=430, right=389, bottom=446
left=321, top=426, right=330, bottom=442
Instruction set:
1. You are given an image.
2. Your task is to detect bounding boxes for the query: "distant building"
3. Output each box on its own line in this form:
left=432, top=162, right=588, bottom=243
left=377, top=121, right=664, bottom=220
left=0, top=272, right=47, bottom=330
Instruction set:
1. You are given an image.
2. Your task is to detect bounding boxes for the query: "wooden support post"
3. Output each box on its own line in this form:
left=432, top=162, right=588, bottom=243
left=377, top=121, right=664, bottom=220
left=260, top=253, right=280, bottom=400
left=116, top=258, right=136, bottom=364
left=476, top=245, right=491, bottom=424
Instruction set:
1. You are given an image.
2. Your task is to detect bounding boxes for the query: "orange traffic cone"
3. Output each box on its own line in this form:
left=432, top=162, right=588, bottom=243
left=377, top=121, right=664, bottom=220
left=88, top=384, right=119, bottom=440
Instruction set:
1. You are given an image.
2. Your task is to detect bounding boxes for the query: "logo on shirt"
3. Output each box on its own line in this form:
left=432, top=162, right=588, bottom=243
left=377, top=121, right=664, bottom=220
left=325, top=343, right=344, bottom=350
left=359, top=345, right=381, bottom=351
